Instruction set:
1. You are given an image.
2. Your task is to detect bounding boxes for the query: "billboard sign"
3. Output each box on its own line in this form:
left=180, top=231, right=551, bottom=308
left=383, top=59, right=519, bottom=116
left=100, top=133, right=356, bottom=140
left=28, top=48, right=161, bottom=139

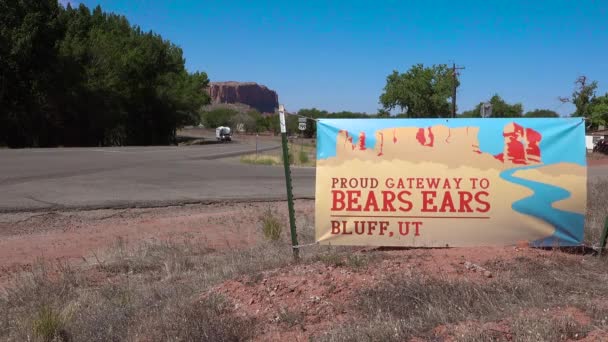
left=315, top=118, right=586, bottom=247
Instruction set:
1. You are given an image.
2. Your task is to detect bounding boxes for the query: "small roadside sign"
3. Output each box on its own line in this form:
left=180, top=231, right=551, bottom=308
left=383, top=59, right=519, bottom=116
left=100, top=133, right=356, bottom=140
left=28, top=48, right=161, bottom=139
left=298, top=122, right=306, bottom=131
left=298, top=117, right=306, bottom=123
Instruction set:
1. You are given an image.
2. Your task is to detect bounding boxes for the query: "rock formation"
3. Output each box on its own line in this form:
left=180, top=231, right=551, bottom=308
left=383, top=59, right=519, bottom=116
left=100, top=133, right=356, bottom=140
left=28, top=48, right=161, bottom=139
left=495, top=123, right=542, bottom=165
left=207, top=82, right=279, bottom=114
left=332, top=122, right=542, bottom=167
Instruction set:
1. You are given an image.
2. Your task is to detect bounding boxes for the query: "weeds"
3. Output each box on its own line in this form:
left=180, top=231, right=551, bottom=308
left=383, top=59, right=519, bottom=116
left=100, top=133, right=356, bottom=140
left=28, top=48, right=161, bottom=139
left=240, top=144, right=315, bottom=166
left=317, top=253, right=345, bottom=267
left=146, top=294, right=256, bottom=341
left=32, top=305, right=69, bottom=342
left=511, top=313, right=585, bottom=341
left=316, top=252, right=371, bottom=270
left=259, top=207, right=283, bottom=241
left=277, top=307, right=304, bottom=328
left=240, top=154, right=280, bottom=165
left=96, top=238, right=209, bottom=278
left=298, top=150, right=309, bottom=164
left=585, top=179, right=608, bottom=246
left=317, top=254, right=608, bottom=341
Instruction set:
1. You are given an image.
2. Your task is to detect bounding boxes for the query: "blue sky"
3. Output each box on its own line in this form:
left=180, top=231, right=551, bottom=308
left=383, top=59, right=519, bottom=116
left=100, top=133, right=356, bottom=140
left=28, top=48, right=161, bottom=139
left=60, top=0, right=608, bottom=116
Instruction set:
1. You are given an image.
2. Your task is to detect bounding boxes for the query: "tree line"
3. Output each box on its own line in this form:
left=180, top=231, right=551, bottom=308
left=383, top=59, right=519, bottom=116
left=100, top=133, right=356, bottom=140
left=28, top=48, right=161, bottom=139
left=294, top=64, right=606, bottom=139
left=199, top=106, right=370, bottom=138
left=0, top=1, right=208, bottom=148
left=378, top=64, right=607, bottom=126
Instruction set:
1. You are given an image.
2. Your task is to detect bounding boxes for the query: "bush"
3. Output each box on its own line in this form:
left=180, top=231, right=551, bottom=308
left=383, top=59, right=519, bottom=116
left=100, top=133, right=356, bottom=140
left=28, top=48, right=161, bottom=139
left=32, top=305, right=69, bottom=342
left=298, top=150, right=309, bottom=164
left=201, top=108, right=238, bottom=128
left=150, top=294, right=256, bottom=342
left=259, top=207, right=283, bottom=241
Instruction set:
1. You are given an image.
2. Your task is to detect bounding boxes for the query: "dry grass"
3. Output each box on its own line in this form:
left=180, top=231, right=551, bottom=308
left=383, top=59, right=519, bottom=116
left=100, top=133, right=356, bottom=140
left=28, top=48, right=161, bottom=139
left=585, top=179, right=608, bottom=247
left=316, top=254, right=608, bottom=341
left=240, top=143, right=316, bottom=167
left=0, top=239, right=277, bottom=341
left=0, top=214, right=359, bottom=341
left=240, top=154, right=282, bottom=166
left=259, top=207, right=284, bottom=241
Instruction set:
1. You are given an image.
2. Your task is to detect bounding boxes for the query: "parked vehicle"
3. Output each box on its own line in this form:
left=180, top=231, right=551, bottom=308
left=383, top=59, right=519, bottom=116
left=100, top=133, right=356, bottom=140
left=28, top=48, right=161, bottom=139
left=216, top=126, right=232, bottom=142
left=593, top=138, right=607, bottom=154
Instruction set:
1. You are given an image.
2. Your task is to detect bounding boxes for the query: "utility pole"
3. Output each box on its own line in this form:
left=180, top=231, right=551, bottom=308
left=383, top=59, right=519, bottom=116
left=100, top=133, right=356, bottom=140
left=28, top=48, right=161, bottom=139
left=451, top=63, right=465, bottom=118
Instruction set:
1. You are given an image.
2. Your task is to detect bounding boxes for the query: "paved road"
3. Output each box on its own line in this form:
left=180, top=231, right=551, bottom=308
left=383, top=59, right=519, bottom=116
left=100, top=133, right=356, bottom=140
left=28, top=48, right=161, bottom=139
left=0, top=141, right=315, bottom=212
left=1, top=141, right=606, bottom=212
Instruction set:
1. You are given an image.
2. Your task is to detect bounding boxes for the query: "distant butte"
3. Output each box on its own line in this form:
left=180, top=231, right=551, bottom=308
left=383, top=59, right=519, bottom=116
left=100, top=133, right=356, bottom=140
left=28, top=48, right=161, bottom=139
left=207, top=81, right=279, bottom=114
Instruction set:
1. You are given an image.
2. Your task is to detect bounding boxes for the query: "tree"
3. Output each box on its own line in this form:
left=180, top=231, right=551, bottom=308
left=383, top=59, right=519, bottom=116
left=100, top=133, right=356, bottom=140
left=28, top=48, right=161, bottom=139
left=379, top=64, right=456, bottom=118
left=0, top=1, right=209, bottom=147
left=0, top=0, right=64, bottom=147
left=460, top=95, right=523, bottom=118
left=560, top=76, right=607, bottom=128
left=524, top=109, right=559, bottom=118
left=459, top=109, right=480, bottom=118
left=588, top=93, right=608, bottom=127
left=376, top=109, right=391, bottom=118
left=297, top=108, right=328, bottom=138
left=201, top=108, right=238, bottom=128
left=560, top=76, right=597, bottom=117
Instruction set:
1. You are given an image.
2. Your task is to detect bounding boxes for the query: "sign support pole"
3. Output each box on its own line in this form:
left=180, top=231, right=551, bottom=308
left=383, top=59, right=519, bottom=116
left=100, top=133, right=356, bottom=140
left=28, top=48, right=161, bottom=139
left=279, top=105, right=299, bottom=261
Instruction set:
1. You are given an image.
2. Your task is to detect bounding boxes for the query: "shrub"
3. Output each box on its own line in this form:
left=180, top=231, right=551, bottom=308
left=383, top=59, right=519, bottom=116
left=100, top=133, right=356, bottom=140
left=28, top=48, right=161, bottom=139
left=259, top=207, right=283, bottom=241
left=240, top=155, right=280, bottom=165
left=298, top=150, right=309, bottom=164
left=149, top=294, right=256, bottom=342
left=32, top=305, right=69, bottom=342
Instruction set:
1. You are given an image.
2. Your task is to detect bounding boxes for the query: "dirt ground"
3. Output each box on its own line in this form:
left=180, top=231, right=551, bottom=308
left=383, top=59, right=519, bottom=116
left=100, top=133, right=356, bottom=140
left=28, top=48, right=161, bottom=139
left=588, top=154, right=608, bottom=166
left=0, top=200, right=305, bottom=286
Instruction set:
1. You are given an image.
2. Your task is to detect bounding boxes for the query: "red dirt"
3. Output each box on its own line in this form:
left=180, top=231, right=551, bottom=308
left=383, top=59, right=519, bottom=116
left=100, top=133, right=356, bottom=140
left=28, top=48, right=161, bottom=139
left=587, top=154, right=608, bottom=166
left=207, top=246, right=592, bottom=341
left=0, top=201, right=308, bottom=285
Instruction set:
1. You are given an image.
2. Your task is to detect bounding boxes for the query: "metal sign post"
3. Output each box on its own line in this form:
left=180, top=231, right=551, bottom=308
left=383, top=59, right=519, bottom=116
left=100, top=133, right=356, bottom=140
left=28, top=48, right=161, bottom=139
left=279, top=105, right=299, bottom=261
left=298, top=117, right=306, bottom=153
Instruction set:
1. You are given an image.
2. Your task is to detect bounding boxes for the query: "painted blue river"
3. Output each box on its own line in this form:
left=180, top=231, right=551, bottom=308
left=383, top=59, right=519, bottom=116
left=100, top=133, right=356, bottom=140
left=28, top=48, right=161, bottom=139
left=500, top=165, right=584, bottom=247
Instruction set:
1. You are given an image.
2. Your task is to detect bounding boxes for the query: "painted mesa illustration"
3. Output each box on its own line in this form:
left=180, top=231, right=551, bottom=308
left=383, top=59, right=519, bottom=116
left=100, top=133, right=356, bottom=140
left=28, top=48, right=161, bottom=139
left=315, top=118, right=587, bottom=247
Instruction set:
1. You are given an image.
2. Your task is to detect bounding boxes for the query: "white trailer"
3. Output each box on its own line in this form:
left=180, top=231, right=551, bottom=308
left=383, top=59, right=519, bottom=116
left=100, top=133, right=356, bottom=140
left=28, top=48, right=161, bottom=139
left=216, top=126, right=232, bottom=142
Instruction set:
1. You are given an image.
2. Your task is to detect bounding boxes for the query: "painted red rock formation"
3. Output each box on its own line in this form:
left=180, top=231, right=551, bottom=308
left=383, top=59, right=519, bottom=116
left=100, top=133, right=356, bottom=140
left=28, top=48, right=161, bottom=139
left=416, top=127, right=435, bottom=147
left=495, top=123, right=542, bottom=165
left=207, top=82, right=279, bottom=114
left=358, top=132, right=367, bottom=150
left=335, top=122, right=542, bottom=166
